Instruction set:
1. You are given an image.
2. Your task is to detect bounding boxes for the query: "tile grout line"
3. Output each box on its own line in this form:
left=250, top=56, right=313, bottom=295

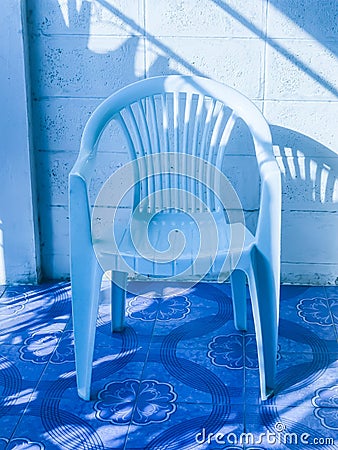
left=262, top=0, right=269, bottom=117
left=33, top=95, right=338, bottom=102
left=123, top=289, right=157, bottom=450
left=6, top=352, right=61, bottom=446
left=0, top=286, right=7, bottom=299
left=34, top=31, right=338, bottom=42
left=143, top=0, right=147, bottom=80
left=324, top=286, right=338, bottom=343
left=243, top=331, right=248, bottom=434
left=32, top=96, right=338, bottom=103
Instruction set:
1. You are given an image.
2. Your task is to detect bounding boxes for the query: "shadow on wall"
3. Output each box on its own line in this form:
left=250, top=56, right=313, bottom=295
left=27, top=1, right=144, bottom=97
left=269, top=0, right=338, bottom=57
left=271, top=126, right=338, bottom=284
left=212, top=0, right=338, bottom=98
left=272, top=126, right=338, bottom=208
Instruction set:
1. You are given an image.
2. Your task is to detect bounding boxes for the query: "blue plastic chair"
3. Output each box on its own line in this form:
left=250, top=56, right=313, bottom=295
left=69, top=75, right=281, bottom=401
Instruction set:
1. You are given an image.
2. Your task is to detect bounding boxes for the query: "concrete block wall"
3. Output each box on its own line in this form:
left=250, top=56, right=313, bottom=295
left=0, top=0, right=40, bottom=284
left=25, top=0, right=338, bottom=283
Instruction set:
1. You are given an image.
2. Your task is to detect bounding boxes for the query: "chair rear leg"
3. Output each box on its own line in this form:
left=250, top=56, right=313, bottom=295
left=111, top=270, right=128, bottom=333
left=71, top=258, right=103, bottom=400
left=246, top=249, right=279, bottom=401
left=230, top=269, right=247, bottom=331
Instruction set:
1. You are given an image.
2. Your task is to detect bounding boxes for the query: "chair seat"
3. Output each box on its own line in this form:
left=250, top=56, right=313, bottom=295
left=93, top=211, right=255, bottom=280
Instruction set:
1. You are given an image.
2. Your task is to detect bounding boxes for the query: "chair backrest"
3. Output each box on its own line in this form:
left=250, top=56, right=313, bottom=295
left=80, top=76, right=274, bottom=215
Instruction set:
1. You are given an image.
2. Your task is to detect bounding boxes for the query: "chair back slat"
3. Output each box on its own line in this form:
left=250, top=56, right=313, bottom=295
left=171, top=93, right=178, bottom=209
left=83, top=76, right=272, bottom=215
left=202, top=97, right=217, bottom=211
left=116, top=111, right=141, bottom=207
left=160, top=94, right=171, bottom=210
left=125, top=104, right=149, bottom=210
left=207, top=102, right=225, bottom=211
left=181, top=93, right=193, bottom=212
left=115, top=92, right=241, bottom=214
left=146, top=97, right=161, bottom=209
left=138, top=99, right=157, bottom=211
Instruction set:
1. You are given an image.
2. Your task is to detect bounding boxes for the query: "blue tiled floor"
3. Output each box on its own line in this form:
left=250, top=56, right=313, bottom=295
left=0, top=282, right=337, bottom=449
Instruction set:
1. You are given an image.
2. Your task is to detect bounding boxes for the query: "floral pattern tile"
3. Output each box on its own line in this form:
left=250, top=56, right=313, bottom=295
left=0, top=283, right=71, bottom=346
left=35, top=353, right=146, bottom=401
left=312, top=385, right=338, bottom=430
left=19, top=330, right=74, bottom=364
left=95, top=378, right=177, bottom=425
left=208, top=333, right=260, bottom=370
left=246, top=351, right=338, bottom=409
left=142, top=345, right=245, bottom=406
left=125, top=402, right=244, bottom=449
left=278, top=290, right=337, bottom=347
left=5, top=438, right=45, bottom=450
left=0, top=345, right=48, bottom=397
left=95, top=301, right=156, bottom=349
left=127, top=294, right=191, bottom=321
left=9, top=402, right=129, bottom=450
left=297, top=296, right=333, bottom=326
left=0, top=283, right=337, bottom=449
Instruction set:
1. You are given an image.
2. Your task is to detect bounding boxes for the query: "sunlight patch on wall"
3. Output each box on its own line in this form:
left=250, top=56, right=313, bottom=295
left=57, top=0, right=70, bottom=28
left=274, top=145, right=338, bottom=205
left=333, top=179, right=338, bottom=203
left=296, top=150, right=306, bottom=181
left=87, top=35, right=126, bottom=53
left=320, top=164, right=329, bottom=204
left=133, top=39, right=145, bottom=77
left=57, top=0, right=85, bottom=28
left=87, top=1, right=142, bottom=38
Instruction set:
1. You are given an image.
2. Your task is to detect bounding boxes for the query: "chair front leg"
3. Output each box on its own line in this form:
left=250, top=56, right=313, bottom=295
left=111, top=270, right=128, bottom=333
left=246, top=248, right=279, bottom=401
left=230, top=269, right=247, bottom=331
left=71, top=256, right=103, bottom=400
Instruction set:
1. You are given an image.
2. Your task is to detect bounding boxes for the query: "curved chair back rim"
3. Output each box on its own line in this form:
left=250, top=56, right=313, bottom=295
left=80, top=75, right=274, bottom=170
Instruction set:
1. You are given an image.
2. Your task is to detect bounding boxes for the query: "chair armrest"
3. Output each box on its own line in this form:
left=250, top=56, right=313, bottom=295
left=70, top=93, right=116, bottom=184
left=256, top=161, right=281, bottom=244
left=69, top=150, right=96, bottom=185
left=255, top=161, right=282, bottom=289
left=69, top=173, right=93, bottom=269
